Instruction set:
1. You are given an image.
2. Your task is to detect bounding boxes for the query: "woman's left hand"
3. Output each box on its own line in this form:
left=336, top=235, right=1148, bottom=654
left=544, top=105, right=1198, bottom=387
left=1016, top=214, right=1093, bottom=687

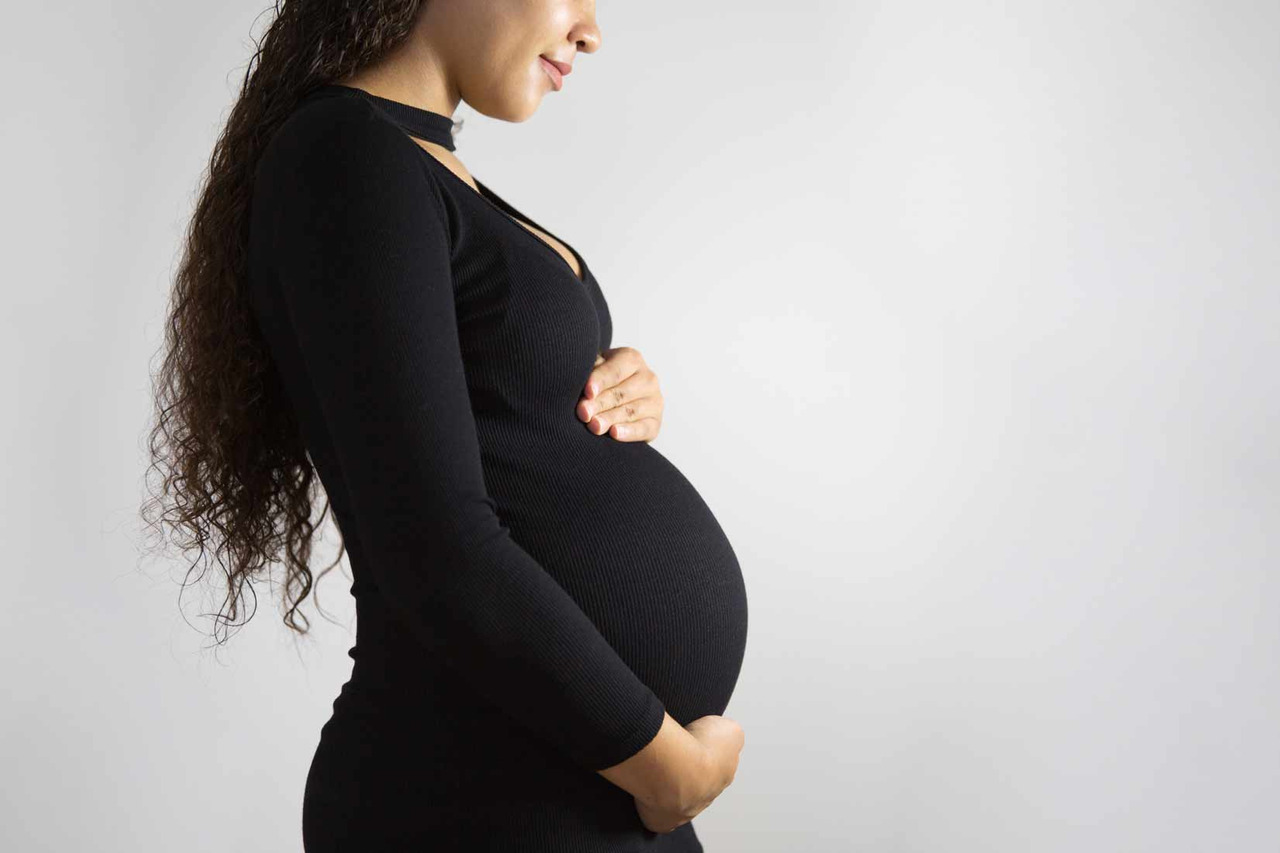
left=577, top=346, right=664, bottom=443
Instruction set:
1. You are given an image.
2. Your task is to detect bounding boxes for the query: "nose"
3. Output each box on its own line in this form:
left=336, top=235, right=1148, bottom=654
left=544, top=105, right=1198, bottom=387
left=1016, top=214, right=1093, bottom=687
left=572, top=15, right=602, bottom=54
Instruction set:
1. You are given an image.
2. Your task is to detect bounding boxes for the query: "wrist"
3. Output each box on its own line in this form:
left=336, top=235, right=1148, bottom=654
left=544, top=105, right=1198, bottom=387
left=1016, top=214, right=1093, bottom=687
left=681, top=737, right=715, bottom=814
left=600, top=712, right=714, bottom=813
left=654, top=724, right=712, bottom=816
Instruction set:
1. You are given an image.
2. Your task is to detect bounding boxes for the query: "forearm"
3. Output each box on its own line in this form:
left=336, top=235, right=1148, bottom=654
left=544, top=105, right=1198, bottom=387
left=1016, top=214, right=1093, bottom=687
left=595, top=711, right=710, bottom=810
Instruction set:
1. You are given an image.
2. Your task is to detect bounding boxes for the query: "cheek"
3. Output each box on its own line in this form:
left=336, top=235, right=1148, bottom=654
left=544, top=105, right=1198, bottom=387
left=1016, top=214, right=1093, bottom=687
left=508, top=49, right=553, bottom=101
left=461, top=50, right=550, bottom=120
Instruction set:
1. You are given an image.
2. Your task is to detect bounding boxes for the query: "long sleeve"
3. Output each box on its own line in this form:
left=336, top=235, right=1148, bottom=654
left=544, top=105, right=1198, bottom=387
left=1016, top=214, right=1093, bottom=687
left=249, top=105, right=666, bottom=772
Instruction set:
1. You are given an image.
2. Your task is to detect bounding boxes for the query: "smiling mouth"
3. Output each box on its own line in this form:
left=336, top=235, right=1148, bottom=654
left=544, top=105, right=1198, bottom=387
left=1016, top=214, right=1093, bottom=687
left=539, top=55, right=569, bottom=91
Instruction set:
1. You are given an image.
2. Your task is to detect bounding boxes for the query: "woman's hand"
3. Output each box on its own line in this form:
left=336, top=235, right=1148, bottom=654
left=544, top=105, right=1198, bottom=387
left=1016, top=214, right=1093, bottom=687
left=577, top=346, right=664, bottom=442
left=632, top=714, right=745, bottom=834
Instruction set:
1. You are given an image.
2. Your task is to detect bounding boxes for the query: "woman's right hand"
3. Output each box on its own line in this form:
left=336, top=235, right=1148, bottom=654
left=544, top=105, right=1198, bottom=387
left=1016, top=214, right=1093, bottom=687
left=633, top=714, right=745, bottom=834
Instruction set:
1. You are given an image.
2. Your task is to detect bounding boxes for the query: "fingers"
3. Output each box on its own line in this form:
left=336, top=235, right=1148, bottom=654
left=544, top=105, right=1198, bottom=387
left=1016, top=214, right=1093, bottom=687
left=580, top=346, right=664, bottom=442
left=607, top=416, right=661, bottom=442
left=581, top=389, right=661, bottom=438
left=579, top=372, right=660, bottom=435
left=583, top=346, right=643, bottom=399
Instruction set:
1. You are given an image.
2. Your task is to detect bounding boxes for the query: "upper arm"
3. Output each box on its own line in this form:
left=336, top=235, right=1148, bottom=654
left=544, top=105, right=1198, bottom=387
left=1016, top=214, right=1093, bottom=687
left=248, top=102, right=667, bottom=772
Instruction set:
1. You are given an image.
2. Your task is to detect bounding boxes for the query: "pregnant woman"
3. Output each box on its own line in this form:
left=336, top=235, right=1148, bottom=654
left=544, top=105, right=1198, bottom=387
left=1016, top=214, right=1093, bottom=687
left=144, top=1, right=747, bottom=850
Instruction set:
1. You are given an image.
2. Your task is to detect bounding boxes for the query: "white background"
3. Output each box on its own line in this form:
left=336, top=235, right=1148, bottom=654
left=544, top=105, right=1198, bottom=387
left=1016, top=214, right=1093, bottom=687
left=2, top=1, right=1277, bottom=850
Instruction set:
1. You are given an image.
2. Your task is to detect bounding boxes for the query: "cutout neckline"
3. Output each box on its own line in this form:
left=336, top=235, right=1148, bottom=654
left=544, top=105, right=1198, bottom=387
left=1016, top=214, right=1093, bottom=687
left=317, top=83, right=457, bottom=151
left=311, top=82, right=589, bottom=285
left=419, top=152, right=590, bottom=286
left=475, top=178, right=590, bottom=285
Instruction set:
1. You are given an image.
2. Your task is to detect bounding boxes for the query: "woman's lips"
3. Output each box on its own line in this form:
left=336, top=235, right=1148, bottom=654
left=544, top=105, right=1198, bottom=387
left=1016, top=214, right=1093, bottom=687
left=539, top=55, right=567, bottom=91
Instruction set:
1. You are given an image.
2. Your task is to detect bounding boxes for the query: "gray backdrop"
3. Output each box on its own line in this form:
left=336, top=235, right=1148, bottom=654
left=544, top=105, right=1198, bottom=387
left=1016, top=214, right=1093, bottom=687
left=2, top=1, right=1277, bottom=850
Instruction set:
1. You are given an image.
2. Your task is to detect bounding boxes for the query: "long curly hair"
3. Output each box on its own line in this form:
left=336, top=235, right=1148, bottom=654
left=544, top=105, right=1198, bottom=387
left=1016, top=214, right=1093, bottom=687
left=141, top=0, right=428, bottom=647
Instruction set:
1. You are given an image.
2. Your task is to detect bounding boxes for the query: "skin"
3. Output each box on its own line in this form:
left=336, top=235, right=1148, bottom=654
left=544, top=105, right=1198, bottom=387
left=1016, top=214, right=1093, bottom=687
left=334, top=0, right=742, bottom=831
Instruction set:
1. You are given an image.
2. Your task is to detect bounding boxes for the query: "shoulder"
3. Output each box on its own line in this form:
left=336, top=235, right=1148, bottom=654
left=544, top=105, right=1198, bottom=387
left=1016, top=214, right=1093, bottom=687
left=249, top=89, right=455, bottom=279
left=256, top=89, right=440, bottom=204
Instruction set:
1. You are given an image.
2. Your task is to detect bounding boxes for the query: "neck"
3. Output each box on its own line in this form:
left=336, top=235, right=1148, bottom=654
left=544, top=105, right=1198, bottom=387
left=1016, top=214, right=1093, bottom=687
left=334, top=52, right=459, bottom=120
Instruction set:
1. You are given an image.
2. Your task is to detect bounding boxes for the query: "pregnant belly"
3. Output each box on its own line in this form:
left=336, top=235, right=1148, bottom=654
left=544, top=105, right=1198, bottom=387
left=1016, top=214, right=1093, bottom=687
left=480, top=431, right=749, bottom=723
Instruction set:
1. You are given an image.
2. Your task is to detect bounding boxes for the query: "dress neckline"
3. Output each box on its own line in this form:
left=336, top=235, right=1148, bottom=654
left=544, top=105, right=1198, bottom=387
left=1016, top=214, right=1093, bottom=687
left=307, top=82, right=590, bottom=285
left=314, top=83, right=458, bottom=151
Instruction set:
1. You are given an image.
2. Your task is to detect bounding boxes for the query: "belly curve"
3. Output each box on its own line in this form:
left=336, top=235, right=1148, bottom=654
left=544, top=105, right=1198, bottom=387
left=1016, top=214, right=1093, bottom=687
left=478, top=426, right=750, bottom=723
left=313, top=423, right=747, bottom=840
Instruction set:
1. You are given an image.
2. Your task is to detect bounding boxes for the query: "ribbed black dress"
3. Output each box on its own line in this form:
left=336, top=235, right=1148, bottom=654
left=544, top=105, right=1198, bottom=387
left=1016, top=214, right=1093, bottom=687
left=246, top=83, right=749, bottom=851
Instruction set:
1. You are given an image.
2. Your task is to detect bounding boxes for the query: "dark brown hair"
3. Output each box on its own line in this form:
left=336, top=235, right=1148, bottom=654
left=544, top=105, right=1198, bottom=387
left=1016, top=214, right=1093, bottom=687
left=141, top=0, right=425, bottom=645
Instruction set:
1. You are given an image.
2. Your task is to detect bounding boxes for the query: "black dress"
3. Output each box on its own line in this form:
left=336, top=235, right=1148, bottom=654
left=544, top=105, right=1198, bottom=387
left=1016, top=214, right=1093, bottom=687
left=247, top=83, right=749, bottom=851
